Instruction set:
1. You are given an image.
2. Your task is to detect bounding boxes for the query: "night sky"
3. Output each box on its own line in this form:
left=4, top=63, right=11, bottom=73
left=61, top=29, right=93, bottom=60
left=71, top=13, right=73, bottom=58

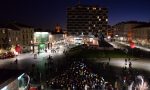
left=0, top=0, right=150, bottom=29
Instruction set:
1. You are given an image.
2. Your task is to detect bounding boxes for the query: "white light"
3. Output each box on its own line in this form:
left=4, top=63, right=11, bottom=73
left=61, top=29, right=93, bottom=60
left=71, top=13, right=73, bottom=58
left=107, top=36, right=111, bottom=39
left=120, top=37, right=123, bottom=41
left=106, top=18, right=108, bottom=22
left=93, top=7, right=96, bottom=10
left=49, top=34, right=52, bottom=38
left=1, top=86, right=7, bottom=90
left=59, top=45, right=63, bottom=48
left=31, top=46, right=33, bottom=50
left=97, top=16, right=99, bottom=19
left=14, top=51, right=18, bottom=55
left=18, top=73, right=25, bottom=80
left=115, top=35, right=118, bottom=37
left=90, top=38, right=93, bottom=42
left=93, top=24, right=95, bottom=27
left=35, top=32, right=49, bottom=34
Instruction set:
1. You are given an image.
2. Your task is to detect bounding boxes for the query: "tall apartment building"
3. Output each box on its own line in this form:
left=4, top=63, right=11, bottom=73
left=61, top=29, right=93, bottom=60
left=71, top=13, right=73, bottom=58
left=67, top=4, right=108, bottom=35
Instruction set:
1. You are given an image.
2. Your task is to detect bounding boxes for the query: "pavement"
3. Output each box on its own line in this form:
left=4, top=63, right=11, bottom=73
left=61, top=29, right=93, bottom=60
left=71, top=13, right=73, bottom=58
left=0, top=44, right=69, bottom=71
left=95, top=58, right=150, bottom=74
left=97, top=40, right=150, bottom=74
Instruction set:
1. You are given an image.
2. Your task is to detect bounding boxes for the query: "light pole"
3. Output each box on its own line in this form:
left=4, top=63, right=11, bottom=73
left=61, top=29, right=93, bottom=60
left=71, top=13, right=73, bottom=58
left=49, top=34, right=53, bottom=49
left=130, top=41, right=135, bottom=58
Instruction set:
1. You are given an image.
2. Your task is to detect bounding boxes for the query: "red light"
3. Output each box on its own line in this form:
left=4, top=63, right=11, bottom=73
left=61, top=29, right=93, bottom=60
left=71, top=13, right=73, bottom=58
left=130, top=41, right=135, bottom=49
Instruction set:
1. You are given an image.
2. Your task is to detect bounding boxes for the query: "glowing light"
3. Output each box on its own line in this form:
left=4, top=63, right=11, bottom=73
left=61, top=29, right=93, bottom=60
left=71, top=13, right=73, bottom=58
left=35, top=32, right=49, bottom=35
left=106, top=18, right=108, bottom=22
left=39, top=43, right=45, bottom=49
left=1, top=86, right=7, bottom=90
left=120, top=37, right=123, bottom=41
left=18, top=73, right=25, bottom=80
left=107, top=36, right=111, bottom=39
left=130, top=41, right=135, bottom=49
left=93, top=7, right=96, bottom=10
left=14, top=51, right=19, bottom=55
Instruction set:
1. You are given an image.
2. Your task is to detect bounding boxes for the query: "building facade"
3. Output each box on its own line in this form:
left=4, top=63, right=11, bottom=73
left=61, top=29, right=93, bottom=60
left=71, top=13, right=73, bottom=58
left=132, top=25, right=150, bottom=47
left=0, top=23, right=34, bottom=54
left=113, top=21, right=146, bottom=42
left=0, top=24, right=21, bottom=53
left=67, top=4, right=108, bottom=35
left=113, top=21, right=150, bottom=48
left=14, top=23, right=34, bottom=52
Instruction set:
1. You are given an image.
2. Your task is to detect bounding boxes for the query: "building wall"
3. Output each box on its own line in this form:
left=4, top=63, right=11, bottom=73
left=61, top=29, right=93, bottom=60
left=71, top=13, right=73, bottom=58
left=133, top=27, right=150, bottom=46
left=20, top=28, right=34, bottom=47
left=113, top=23, right=141, bottom=42
left=0, top=26, right=34, bottom=53
left=67, top=5, right=108, bottom=35
left=0, top=28, right=20, bottom=50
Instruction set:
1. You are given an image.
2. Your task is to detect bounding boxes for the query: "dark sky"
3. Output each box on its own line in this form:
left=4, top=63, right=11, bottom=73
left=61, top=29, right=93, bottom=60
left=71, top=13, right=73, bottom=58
left=0, top=0, right=150, bottom=29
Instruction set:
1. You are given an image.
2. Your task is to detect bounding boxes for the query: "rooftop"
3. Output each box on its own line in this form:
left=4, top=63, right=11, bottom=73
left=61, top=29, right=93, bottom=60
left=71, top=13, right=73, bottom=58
left=134, top=23, right=150, bottom=28
left=0, top=23, right=20, bottom=30
left=115, top=21, right=149, bottom=26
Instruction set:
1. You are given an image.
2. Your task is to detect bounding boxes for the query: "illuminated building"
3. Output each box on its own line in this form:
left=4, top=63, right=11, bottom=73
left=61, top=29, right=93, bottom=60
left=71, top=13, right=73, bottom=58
left=67, top=4, right=108, bottom=35
left=0, top=24, right=20, bottom=52
left=0, top=23, right=34, bottom=54
left=132, top=24, right=150, bottom=47
left=34, top=32, right=49, bottom=52
left=13, top=23, right=34, bottom=53
left=113, top=21, right=147, bottom=42
left=51, top=24, right=64, bottom=42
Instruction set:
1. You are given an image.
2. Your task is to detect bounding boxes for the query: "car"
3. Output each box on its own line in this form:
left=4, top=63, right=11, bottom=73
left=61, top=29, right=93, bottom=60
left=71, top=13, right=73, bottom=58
left=0, top=52, right=15, bottom=59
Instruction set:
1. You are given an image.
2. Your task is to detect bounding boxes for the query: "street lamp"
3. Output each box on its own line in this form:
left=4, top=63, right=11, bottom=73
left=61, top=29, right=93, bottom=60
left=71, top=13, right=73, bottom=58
left=49, top=34, right=53, bottom=49
left=130, top=41, right=135, bottom=58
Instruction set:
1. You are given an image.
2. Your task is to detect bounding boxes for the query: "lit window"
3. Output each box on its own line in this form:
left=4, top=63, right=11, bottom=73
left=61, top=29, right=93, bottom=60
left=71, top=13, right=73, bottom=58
left=97, top=16, right=99, bottom=19
left=87, top=7, right=89, bottom=10
left=99, top=19, right=101, bottom=21
left=9, top=38, right=11, bottom=42
left=99, top=8, right=101, bottom=10
left=106, top=18, right=108, bottom=22
left=93, top=7, right=96, bottom=10
left=16, top=37, right=18, bottom=41
left=93, top=24, right=95, bottom=27
left=2, top=29, right=5, bottom=33
left=88, top=27, right=91, bottom=30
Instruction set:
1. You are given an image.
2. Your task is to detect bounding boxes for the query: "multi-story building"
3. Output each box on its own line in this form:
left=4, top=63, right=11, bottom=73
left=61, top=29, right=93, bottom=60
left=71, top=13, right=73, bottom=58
left=0, top=23, right=34, bottom=54
left=132, top=24, right=150, bottom=47
left=67, top=4, right=108, bottom=35
left=0, top=24, right=21, bottom=53
left=113, top=21, right=146, bottom=42
left=13, top=23, right=34, bottom=52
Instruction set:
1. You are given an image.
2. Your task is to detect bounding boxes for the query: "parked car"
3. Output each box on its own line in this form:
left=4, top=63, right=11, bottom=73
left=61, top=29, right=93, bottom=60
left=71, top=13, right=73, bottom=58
left=0, top=52, right=15, bottom=59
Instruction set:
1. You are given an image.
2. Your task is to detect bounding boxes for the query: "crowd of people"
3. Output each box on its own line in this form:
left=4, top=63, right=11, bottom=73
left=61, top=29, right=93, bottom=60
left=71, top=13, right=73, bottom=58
left=49, top=61, right=114, bottom=90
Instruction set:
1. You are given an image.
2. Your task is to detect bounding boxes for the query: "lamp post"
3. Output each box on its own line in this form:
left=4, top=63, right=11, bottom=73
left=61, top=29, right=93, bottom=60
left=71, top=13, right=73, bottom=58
left=49, top=34, right=52, bottom=49
left=31, top=40, right=34, bottom=53
left=130, top=41, right=135, bottom=58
